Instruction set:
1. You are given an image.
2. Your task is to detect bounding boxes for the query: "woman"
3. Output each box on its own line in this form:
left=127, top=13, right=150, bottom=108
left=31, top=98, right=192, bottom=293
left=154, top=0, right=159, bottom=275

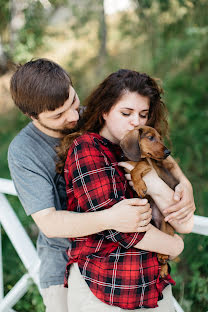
left=58, top=69, right=194, bottom=311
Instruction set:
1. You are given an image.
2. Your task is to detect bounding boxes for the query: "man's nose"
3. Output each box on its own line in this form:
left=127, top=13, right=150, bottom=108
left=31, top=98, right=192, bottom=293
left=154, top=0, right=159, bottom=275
left=66, top=109, right=79, bottom=122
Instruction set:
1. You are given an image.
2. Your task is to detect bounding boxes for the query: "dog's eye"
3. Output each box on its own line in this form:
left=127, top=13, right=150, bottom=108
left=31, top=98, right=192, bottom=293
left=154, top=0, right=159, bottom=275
left=148, top=136, right=155, bottom=141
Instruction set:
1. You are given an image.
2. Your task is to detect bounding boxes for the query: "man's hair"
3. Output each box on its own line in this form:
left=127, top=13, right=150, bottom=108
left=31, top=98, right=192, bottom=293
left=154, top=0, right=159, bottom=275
left=10, top=58, right=72, bottom=118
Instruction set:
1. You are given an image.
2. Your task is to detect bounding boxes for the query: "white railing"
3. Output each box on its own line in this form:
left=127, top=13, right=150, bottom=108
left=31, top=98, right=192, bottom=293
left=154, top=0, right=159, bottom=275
left=0, top=177, right=208, bottom=312
left=0, top=178, right=40, bottom=312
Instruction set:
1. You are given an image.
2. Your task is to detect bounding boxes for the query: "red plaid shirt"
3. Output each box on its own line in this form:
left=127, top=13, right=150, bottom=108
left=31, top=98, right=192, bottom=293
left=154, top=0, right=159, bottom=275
left=64, top=133, right=175, bottom=309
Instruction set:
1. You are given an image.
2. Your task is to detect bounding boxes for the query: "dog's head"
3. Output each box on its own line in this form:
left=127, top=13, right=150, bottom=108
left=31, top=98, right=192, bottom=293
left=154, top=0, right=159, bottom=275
left=120, top=126, right=171, bottom=161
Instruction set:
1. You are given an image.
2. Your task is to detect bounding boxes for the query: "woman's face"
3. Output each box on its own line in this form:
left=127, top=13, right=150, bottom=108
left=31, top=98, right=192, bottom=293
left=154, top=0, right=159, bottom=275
left=100, top=91, right=150, bottom=144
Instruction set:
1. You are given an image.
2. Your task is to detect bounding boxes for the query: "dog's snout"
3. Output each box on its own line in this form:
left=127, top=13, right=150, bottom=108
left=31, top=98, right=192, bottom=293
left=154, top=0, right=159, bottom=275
left=164, top=149, right=171, bottom=158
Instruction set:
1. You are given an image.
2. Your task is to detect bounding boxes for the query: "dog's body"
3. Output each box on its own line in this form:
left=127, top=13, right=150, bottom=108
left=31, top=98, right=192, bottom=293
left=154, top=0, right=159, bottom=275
left=120, top=125, right=179, bottom=277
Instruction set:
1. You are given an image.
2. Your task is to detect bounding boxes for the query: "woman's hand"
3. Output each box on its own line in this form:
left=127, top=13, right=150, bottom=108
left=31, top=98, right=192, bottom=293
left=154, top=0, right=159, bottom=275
left=164, top=179, right=196, bottom=224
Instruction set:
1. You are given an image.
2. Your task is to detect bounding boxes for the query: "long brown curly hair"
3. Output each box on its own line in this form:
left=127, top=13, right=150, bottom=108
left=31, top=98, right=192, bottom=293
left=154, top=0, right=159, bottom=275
left=56, top=69, right=169, bottom=173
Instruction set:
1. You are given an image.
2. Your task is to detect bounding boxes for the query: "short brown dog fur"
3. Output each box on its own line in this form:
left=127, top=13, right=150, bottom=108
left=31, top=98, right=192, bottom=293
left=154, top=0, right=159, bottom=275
left=120, top=125, right=178, bottom=278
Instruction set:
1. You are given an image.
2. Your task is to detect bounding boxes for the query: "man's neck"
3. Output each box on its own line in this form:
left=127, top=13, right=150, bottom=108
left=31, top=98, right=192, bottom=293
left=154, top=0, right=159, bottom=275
left=32, top=120, right=63, bottom=138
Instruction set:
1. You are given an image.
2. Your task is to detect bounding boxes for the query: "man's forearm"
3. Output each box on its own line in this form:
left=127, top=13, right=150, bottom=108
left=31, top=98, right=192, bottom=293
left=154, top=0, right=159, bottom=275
left=143, top=174, right=194, bottom=233
left=32, top=198, right=151, bottom=238
left=167, top=156, right=188, bottom=183
left=32, top=208, right=111, bottom=238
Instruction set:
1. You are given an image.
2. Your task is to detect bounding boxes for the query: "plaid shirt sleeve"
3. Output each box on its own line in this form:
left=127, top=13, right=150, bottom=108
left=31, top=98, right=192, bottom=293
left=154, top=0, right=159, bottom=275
left=65, top=137, right=145, bottom=249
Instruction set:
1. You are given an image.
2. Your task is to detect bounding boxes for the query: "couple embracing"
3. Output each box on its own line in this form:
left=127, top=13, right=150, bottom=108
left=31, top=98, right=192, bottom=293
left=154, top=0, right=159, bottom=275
left=8, top=59, right=195, bottom=312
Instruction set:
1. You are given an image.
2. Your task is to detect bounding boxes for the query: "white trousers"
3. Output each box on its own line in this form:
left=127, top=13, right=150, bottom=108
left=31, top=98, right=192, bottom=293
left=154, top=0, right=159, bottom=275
left=67, top=263, right=175, bottom=312
left=41, top=284, right=68, bottom=312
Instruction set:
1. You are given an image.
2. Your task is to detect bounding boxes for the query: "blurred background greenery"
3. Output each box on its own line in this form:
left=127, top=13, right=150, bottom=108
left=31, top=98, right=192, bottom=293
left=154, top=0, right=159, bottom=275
left=0, top=0, right=207, bottom=311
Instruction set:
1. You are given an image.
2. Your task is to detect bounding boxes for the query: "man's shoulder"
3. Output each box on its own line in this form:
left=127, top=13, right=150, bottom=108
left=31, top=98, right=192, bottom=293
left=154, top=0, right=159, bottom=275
left=8, top=123, right=33, bottom=155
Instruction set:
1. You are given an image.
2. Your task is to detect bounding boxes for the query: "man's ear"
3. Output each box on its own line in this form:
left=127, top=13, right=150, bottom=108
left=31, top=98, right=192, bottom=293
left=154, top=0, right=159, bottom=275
left=120, top=129, right=141, bottom=161
left=25, top=113, right=34, bottom=120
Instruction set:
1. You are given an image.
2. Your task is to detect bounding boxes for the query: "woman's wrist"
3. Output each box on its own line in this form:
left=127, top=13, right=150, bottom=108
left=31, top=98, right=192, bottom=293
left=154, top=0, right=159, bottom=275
left=170, top=234, right=184, bottom=258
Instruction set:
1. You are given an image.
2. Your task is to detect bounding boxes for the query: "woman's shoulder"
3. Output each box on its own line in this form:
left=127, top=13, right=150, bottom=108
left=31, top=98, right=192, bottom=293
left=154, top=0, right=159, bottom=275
left=72, top=132, right=96, bottom=147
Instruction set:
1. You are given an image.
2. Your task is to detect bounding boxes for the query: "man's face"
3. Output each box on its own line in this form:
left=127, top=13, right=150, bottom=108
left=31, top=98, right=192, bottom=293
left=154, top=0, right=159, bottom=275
left=33, top=86, right=80, bottom=137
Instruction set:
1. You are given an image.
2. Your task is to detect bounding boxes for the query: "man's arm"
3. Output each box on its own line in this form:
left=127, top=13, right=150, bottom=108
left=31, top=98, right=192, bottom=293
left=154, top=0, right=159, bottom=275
left=162, top=155, right=196, bottom=223
left=32, top=198, right=152, bottom=238
left=143, top=171, right=194, bottom=233
left=119, top=160, right=195, bottom=226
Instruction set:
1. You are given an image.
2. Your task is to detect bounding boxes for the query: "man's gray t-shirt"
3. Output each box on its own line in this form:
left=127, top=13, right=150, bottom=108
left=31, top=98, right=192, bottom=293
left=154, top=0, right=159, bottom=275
left=8, top=122, right=70, bottom=288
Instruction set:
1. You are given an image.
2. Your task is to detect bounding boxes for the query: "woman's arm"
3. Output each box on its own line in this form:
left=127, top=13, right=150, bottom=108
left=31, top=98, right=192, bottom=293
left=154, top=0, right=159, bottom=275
left=134, top=223, right=184, bottom=258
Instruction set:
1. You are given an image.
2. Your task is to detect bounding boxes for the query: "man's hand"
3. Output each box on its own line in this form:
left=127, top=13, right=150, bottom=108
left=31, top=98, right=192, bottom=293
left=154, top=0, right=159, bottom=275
left=164, top=180, right=196, bottom=224
left=107, top=198, right=152, bottom=233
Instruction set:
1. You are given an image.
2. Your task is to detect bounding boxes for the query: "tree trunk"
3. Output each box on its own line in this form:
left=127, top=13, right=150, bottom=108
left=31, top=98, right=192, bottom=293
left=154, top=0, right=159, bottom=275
left=0, top=36, right=8, bottom=74
left=96, top=0, right=107, bottom=76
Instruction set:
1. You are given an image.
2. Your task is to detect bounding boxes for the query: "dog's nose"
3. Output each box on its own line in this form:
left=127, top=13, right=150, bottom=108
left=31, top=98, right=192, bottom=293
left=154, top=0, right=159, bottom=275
left=164, top=149, right=171, bottom=157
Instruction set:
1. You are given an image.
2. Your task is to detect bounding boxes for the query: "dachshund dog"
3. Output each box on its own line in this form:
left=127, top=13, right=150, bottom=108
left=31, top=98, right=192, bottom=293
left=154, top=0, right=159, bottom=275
left=120, top=125, right=179, bottom=278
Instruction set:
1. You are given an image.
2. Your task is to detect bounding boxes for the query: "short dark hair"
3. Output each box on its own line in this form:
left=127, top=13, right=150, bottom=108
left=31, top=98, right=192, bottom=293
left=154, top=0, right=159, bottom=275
left=10, top=58, right=72, bottom=118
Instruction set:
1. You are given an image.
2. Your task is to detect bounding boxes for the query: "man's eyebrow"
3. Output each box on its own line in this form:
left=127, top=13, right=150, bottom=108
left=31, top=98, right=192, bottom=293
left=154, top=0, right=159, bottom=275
left=72, top=92, right=77, bottom=104
left=51, top=92, right=77, bottom=117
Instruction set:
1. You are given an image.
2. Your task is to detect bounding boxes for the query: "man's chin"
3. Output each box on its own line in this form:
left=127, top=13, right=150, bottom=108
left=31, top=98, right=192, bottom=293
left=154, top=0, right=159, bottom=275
left=60, top=128, right=76, bottom=135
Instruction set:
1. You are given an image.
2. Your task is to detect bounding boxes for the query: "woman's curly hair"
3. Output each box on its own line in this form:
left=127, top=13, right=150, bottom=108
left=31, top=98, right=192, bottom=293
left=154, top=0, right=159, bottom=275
left=56, top=69, right=169, bottom=173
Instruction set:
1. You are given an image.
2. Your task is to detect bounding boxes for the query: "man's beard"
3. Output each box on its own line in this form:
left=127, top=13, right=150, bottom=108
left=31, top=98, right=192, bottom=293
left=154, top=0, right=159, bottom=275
left=37, top=119, right=77, bottom=135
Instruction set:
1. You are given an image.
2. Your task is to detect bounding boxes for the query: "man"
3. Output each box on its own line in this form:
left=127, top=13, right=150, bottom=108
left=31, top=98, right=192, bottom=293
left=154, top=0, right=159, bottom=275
left=8, top=59, right=152, bottom=312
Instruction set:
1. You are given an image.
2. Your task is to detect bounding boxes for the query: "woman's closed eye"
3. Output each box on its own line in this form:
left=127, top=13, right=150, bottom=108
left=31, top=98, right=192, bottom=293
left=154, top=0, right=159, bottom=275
left=140, top=114, right=148, bottom=119
left=121, top=112, right=131, bottom=116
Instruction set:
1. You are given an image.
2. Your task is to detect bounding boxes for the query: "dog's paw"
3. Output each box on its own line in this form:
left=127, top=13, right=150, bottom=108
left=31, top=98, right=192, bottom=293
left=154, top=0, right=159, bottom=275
left=134, top=181, right=147, bottom=198
left=157, top=253, right=169, bottom=264
left=160, top=264, right=169, bottom=278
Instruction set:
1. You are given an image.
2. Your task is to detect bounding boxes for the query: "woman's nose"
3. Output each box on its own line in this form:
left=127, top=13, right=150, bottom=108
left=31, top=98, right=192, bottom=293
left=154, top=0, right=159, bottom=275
left=130, top=115, right=140, bottom=127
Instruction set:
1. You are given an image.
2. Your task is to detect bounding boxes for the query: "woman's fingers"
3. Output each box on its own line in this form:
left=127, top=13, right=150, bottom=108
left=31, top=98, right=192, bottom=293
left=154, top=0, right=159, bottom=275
left=125, top=173, right=131, bottom=181
left=118, top=161, right=135, bottom=172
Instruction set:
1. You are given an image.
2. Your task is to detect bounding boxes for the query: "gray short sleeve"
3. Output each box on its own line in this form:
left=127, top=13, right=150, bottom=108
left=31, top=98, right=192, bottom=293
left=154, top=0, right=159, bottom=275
left=8, top=123, right=61, bottom=216
left=8, top=153, right=55, bottom=215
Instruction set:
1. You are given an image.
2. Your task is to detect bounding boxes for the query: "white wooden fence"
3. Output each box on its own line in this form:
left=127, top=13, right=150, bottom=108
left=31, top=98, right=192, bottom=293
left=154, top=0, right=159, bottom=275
left=0, top=177, right=208, bottom=312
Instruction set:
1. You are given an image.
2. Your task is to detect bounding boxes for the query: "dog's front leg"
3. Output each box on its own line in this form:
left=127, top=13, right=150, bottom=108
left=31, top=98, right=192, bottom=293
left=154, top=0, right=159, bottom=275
left=131, top=160, right=152, bottom=198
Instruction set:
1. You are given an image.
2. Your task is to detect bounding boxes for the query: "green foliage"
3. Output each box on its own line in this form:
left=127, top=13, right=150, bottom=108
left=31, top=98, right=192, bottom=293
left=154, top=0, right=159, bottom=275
left=0, top=0, right=208, bottom=310
left=12, top=2, right=47, bottom=63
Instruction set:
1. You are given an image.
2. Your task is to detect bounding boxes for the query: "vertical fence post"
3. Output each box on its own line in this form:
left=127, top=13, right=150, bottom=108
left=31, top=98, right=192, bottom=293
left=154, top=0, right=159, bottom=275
left=0, top=224, right=4, bottom=302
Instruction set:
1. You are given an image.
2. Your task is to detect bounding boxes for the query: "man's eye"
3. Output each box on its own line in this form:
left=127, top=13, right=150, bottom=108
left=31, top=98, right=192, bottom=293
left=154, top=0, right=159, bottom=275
left=54, top=114, right=62, bottom=119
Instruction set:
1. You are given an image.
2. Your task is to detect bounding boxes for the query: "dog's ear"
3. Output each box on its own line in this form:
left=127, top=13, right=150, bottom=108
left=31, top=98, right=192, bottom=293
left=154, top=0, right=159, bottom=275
left=120, top=129, right=141, bottom=161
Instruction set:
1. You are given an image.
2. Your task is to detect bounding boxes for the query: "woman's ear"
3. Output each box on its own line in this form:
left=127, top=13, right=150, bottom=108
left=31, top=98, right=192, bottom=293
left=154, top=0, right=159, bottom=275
left=102, top=112, right=108, bottom=121
left=120, top=129, right=141, bottom=161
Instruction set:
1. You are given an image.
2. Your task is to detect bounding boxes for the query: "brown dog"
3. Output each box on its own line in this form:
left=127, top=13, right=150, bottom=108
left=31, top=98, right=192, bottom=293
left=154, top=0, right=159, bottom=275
left=120, top=125, right=179, bottom=278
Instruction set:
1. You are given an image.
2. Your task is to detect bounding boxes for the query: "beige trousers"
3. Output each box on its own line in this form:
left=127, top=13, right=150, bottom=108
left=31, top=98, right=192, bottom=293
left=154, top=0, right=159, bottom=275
left=41, top=284, right=68, bottom=312
left=67, top=263, right=175, bottom=312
